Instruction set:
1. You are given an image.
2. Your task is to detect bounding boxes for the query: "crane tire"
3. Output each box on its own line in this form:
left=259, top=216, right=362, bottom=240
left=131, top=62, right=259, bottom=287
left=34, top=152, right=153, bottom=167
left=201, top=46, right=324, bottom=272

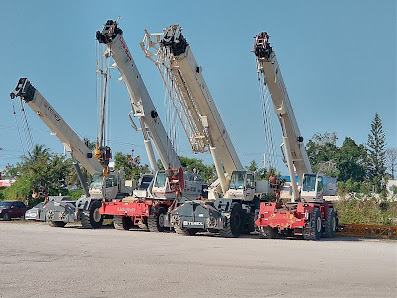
left=147, top=207, right=166, bottom=232
left=174, top=226, right=198, bottom=236
left=259, top=226, right=278, bottom=239
left=219, top=202, right=242, bottom=238
left=113, top=215, right=133, bottom=230
left=324, top=208, right=337, bottom=238
left=81, top=200, right=103, bottom=229
left=49, top=221, right=66, bottom=228
left=303, top=208, right=322, bottom=240
left=241, top=211, right=256, bottom=234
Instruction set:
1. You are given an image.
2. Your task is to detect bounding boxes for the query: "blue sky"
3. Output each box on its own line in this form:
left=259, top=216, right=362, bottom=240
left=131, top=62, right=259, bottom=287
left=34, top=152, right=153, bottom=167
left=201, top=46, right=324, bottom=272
left=0, top=0, right=395, bottom=175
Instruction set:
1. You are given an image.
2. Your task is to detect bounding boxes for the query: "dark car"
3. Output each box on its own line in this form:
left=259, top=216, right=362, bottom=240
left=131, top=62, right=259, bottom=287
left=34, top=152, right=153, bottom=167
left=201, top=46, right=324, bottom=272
left=0, top=201, right=30, bottom=221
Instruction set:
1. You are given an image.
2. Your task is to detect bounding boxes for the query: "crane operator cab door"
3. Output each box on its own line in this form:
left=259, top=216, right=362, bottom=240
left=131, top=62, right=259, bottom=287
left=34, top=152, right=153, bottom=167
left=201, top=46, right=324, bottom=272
left=104, top=174, right=119, bottom=200
left=152, top=170, right=173, bottom=200
left=89, top=173, right=119, bottom=200
left=226, top=171, right=256, bottom=201
left=301, top=173, right=324, bottom=203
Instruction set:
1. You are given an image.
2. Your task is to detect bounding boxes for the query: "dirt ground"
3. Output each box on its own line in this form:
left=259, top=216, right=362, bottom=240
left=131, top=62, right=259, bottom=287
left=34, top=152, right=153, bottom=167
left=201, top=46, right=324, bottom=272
left=0, top=221, right=395, bottom=298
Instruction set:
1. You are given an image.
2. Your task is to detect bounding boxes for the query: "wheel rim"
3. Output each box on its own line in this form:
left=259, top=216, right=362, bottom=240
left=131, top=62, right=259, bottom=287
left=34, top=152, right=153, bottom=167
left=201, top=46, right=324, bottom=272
left=158, top=213, right=165, bottom=227
left=58, top=212, right=67, bottom=221
left=316, top=216, right=322, bottom=233
left=47, top=210, right=54, bottom=220
left=93, top=208, right=101, bottom=223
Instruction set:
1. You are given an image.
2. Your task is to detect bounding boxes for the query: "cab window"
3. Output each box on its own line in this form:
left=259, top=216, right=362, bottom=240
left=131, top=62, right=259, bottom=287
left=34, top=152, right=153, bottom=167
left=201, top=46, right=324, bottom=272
left=246, top=173, right=254, bottom=188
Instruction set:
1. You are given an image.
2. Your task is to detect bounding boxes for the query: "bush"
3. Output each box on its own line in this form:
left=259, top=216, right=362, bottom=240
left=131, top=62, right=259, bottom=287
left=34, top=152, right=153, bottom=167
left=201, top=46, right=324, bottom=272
left=2, top=175, right=33, bottom=202
left=335, top=197, right=397, bottom=226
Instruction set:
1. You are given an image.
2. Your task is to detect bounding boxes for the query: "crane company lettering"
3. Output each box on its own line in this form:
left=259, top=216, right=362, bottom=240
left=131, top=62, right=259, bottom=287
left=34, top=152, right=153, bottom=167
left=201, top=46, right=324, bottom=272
left=117, top=207, right=135, bottom=213
left=43, top=103, right=61, bottom=122
left=119, top=36, right=132, bottom=61
left=183, top=221, right=203, bottom=226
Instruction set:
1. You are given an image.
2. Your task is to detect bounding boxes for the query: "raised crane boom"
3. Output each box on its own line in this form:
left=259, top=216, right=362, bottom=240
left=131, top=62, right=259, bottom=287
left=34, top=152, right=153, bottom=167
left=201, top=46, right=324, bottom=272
left=96, top=20, right=180, bottom=171
left=254, top=32, right=312, bottom=201
left=141, top=25, right=243, bottom=194
left=10, top=78, right=103, bottom=175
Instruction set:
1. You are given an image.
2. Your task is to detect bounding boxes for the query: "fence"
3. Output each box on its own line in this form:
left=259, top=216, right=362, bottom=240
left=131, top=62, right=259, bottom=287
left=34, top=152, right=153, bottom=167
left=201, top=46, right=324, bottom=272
left=337, top=224, right=397, bottom=239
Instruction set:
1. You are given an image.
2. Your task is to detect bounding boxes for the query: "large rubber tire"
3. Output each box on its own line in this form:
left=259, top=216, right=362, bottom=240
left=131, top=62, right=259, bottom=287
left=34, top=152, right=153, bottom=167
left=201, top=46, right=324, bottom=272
left=303, top=208, right=322, bottom=240
left=219, top=202, right=242, bottom=238
left=147, top=207, right=166, bottom=232
left=259, top=226, right=278, bottom=239
left=49, top=221, right=67, bottom=228
left=174, top=226, right=198, bottom=236
left=324, top=208, right=337, bottom=238
left=241, top=211, right=256, bottom=234
left=3, top=212, right=10, bottom=221
left=113, top=215, right=133, bottom=230
left=254, top=209, right=260, bottom=233
left=81, top=200, right=103, bottom=229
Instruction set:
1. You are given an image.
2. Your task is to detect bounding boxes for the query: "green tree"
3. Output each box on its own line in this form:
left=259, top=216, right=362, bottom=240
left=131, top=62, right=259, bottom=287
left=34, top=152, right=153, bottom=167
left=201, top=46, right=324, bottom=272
left=335, top=137, right=366, bottom=182
left=245, top=160, right=277, bottom=181
left=114, top=151, right=150, bottom=181
left=246, top=160, right=258, bottom=172
left=179, top=156, right=215, bottom=184
left=306, top=132, right=338, bottom=177
left=156, top=159, right=165, bottom=171
left=366, top=113, right=387, bottom=192
left=2, top=144, right=73, bottom=203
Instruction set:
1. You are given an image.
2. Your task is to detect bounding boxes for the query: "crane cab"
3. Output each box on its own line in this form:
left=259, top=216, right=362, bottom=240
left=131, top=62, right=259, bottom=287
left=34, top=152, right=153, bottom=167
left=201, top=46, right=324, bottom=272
left=89, top=173, right=119, bottom=200
left=224, top=171, right=256, bottom=201
left=152, top=168, right=204, bottom=200
left=300, top=173, right=324, bottom=203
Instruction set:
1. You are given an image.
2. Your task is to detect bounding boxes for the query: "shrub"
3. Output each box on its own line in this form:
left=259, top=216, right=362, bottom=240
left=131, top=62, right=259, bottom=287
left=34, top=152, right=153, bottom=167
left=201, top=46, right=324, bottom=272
left=335, top=197, right=397, bottom=225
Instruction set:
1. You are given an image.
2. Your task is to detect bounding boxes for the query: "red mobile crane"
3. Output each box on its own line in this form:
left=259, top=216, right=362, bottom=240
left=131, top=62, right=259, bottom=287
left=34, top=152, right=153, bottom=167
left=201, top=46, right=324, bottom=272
left=253, top=32, right=338, bottom=240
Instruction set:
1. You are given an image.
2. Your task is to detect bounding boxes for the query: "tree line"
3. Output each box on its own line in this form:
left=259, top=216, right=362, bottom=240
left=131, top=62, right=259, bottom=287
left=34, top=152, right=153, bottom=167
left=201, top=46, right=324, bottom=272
left=306, top=113, right=396, bottom=197
left=0, top=113, right=395, bottom=206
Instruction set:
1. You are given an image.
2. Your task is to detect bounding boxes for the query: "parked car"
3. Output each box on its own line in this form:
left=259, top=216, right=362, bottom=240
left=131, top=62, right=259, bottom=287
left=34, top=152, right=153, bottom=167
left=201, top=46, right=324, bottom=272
left=25, top=202, right=45, bottom=220
left=0, top=201, right=30, bottom=221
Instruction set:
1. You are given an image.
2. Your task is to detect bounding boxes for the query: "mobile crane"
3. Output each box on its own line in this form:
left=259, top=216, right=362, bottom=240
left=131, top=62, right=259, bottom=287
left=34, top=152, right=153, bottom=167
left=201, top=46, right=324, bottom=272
left=10, top=78, right=132, bottom=228
left=141, top=25, right=272, bottom=237
left=96, top=20, right=204, bottom=232
left=253, top=32, right=337, bottom=240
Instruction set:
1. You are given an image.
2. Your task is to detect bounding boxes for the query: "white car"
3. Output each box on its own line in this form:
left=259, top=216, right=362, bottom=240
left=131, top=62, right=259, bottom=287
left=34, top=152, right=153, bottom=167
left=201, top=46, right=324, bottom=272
left=25, top=202, right=45, bottom=220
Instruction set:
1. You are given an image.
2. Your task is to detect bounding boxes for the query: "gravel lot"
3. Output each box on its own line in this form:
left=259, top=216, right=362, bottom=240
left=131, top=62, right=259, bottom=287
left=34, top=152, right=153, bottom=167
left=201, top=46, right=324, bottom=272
left=0, top=221, right=395, bottom=298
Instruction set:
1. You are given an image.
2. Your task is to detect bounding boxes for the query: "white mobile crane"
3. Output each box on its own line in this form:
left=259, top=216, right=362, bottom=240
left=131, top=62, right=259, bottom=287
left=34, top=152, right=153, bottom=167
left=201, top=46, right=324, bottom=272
left=253, top=32, right=337, bottom=240
left=141, top=25, right=272, bottom=237
left=96, top=20, right=204, bottom=232
left=10, top=78, right=132, bottom=228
